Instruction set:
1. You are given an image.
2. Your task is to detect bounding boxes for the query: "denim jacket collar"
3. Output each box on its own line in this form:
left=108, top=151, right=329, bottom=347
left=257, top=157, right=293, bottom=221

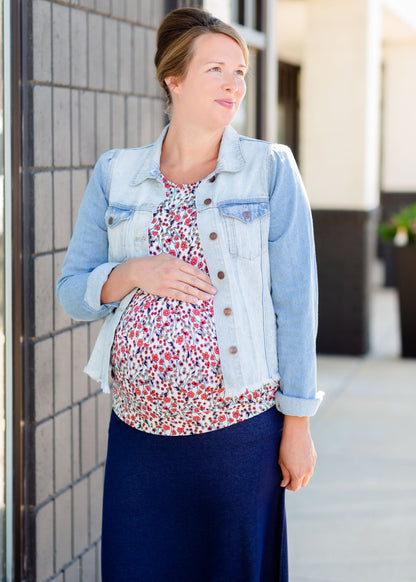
left=130, top=124, right=246, bottom=187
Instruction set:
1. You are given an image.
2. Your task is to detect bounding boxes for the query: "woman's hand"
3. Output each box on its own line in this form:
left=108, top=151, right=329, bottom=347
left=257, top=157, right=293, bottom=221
left=100, top=253, right=217, bottom=304
left=278, top=416, right=317, bottom=492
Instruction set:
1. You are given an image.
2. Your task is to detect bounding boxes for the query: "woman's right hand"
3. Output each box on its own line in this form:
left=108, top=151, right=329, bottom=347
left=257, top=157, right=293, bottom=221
left=100, top=254, right=217, bottom=305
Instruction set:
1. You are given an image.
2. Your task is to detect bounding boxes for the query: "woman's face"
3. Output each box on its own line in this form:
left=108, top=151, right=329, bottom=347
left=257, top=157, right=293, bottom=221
left=167, top=32, right=247, bottom=130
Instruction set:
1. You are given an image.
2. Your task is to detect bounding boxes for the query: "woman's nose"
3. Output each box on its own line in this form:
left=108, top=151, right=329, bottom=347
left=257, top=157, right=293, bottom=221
left=222, top=72, right=238, bottom=92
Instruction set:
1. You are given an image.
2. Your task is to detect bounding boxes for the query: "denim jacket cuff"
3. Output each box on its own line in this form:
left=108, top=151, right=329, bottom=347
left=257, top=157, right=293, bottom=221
left=275, top=390, right=324, bottom=417
left=84, top=262, right=121, bottom=313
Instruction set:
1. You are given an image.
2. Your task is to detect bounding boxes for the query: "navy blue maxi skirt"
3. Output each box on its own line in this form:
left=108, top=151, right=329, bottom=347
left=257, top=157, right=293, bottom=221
left=101, top=407, right=288, bottom=582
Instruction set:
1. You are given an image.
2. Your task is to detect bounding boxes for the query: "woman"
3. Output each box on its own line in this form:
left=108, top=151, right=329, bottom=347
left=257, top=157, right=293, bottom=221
left=57, top=7, right=323, bottom=582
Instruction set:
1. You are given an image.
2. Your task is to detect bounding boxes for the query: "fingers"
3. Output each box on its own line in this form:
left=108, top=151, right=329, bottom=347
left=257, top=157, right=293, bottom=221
left=279, top=461, right=315, bottom=492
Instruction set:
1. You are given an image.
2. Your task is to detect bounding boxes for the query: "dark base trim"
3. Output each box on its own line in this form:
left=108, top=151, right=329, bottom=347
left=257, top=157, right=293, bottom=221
left=312, top=208, right=379, bottom=356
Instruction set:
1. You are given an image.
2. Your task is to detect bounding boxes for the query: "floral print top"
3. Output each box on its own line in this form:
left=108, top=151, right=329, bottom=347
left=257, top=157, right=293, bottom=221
left=110, top=174, right=278, bottom=435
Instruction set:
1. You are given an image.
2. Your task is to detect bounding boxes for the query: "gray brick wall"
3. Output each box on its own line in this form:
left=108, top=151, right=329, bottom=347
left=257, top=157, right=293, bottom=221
left=22, top=0, right=167, bottom=579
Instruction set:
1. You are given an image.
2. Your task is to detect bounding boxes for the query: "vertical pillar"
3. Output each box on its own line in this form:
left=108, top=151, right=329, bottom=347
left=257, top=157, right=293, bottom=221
left=301, top=0, right=382, bottom=354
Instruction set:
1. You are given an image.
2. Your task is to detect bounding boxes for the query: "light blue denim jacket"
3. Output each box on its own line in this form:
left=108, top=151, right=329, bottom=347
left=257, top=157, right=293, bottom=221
left=57, top=125, right=323, bottom=416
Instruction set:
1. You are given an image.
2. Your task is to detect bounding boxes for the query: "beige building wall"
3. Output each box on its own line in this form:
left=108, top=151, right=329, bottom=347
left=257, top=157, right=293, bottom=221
left=382, top=40, right=416, bottom=191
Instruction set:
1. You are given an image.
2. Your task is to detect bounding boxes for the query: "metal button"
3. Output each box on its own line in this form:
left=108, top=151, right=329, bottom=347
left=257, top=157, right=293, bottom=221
left=242, top=210, right=251, bottom=220
left=228, top=346, right=238, bottom=355
left=217, top=271, right=225, bottom=280
left=209, top=175, right=216, bottom=183
left=204, top=198, right=212, bottom=206
left=108, top=216, right=114, bottom=225
left=209, top=232, right=218, bottom=240
left=224, top=308, right=232, bottom=316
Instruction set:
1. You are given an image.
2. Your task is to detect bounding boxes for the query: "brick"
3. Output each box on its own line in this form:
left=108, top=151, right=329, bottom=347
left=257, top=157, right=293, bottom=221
left=34, top=85, right=53, bottom=168
left=79, top=0, right=95, bottom=9
left=111, top=94, right=125, bottom=149
left=71, top=169, right=89, bottom=233
left=81, top=545, right=97, bottom=582
left=35, top=419, right=54, bottom=505
left=80, top=396, right=97, bottom=474
left=71, top=91, right=81, bottom=167
left=152, top=0, right=164, bottom=29
left=54, top=251, right=72, bottom=332
left=119, top=22, right=133, bottom=93
left=126, top=96, right=139, bottom=148
left=89, top=466, right=104, bottom=543
left=55, top=489, right=72, bottom=571
left=97, top=392, right=111, bottom=465
left=54, top=332, right=72, bottom=412
left=88, top=12, right=104, bottom=90
left=54, top=409, right=72, bottom=492
left=34, top=254, right=53, bottom=337
left=52, top=3, right=70, bottom=85
left=96, top=92, right=111, bottom=157
left=103, top=18, right=118, bottom=91
left=32, top=0, right=52, bottom=82
left=72, top=325, right=89, bottom=402
left=139, top=97, right=153, bottom=146
left=73, top=478, right=89, bottom=556
left=140, top=0, right=153, bottom=27
left=125, top=0, right=138, bottom=23
left=72, top=405, right=81, bottom=481
left=64, top=559, right=81, bottom=582
left=53, top=88, right=71, bottom=168
left=34, top=171, right=53, bottom=254
left=146, top=29, right=158, bottom=96
left=95, top=0, right=110, bottom=15
left=34, top=338, right=54, bottom=422
left=111, top=0, right=125, bottom=18
left=97, top=541, right=102, bottom=580
left=54, top=170, right=72, bottom=249
left=153, top=97, right=166, bottom=136
left=79, top=91, right=96, bottom=167
left=133, top=25, right=146, bottom=95
left=36, top=502, right=55, bottom=581
left=71, top=8, right=88, bottom=87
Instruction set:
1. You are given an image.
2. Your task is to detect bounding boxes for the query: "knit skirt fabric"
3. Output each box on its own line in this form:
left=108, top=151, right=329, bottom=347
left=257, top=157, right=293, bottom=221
left=101, top=407, right=288, bottom=582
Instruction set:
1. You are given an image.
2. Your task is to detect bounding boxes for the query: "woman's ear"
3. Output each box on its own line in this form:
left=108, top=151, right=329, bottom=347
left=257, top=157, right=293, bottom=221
left=164, top=76, right=180, bottom=95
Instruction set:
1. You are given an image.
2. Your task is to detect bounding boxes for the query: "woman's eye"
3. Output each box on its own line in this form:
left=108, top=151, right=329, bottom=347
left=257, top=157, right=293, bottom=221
left=210, top=66, right=221, bottom=72
left=235, top=70, right=245, bottom=77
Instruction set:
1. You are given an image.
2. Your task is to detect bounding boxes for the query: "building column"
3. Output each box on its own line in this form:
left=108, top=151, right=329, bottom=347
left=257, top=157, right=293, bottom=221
left=301, top=0, right=382, bottom=355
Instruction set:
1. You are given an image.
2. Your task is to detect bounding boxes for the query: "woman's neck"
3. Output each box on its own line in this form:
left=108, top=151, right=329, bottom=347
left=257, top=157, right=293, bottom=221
left=160, top=120, right=224, bottom=184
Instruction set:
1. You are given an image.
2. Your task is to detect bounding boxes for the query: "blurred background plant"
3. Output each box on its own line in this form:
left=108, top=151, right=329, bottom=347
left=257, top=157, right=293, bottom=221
left=378, top=203, right=416, bottom=246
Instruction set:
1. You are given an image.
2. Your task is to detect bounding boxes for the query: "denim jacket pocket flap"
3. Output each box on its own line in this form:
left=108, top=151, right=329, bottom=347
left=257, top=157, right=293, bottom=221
left=219, top=201, right=269, bottom=223
left=105, top=206, right=134, bottom=229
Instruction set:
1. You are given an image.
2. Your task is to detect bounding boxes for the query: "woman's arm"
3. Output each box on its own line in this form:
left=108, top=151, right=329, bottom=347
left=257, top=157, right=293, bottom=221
left=268, top=145, right=322, bottom=490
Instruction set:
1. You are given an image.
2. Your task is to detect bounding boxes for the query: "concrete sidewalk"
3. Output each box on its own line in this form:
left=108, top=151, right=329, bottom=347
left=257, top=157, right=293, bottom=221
left=286, top=274, right=416, bottom=581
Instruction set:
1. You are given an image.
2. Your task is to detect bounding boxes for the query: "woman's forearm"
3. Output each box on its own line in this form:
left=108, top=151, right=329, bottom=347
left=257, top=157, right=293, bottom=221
left=100, top=254, right=216, bottom=305
left=100, top=259, right=141, bottom=304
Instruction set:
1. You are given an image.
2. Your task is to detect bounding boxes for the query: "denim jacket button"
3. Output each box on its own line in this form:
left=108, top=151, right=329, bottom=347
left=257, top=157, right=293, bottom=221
left=224, top=308, right=232, bottom=316
left=209, top=232, right=218, bottom=240
left=217, top=271, right=225, bottom=279
left=108, top=216, right=114, bottom=225
left=242, top=210, right=251, bottom=220
left=209, top=175, right=216, bottom=183
left=228, top=346, right=238, bottom=354
left=204, top=198, right=212, bottom=205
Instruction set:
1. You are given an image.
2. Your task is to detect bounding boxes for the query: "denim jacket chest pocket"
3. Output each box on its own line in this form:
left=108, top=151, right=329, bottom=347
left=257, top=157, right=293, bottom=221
left=105, top=205, right=152, bottom=261
left=218, top=201, right=270, bottom=260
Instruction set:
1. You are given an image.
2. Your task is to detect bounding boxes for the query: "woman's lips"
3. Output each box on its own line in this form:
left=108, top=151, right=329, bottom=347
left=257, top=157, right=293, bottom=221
left=215, top=100, right=235, bottom=109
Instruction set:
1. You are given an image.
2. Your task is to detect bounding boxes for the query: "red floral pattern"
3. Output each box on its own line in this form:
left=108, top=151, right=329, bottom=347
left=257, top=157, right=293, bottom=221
left=111, top=174, right=277, bottom=435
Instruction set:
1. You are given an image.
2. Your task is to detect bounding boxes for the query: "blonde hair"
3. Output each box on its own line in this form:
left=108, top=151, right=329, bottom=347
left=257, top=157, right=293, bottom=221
left=155, top=8, right=249, bottom=111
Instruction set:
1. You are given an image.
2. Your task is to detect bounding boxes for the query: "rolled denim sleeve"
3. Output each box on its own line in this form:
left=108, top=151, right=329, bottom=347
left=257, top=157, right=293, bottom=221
left=268, top=145, right=324, bottom=416
left=56, top=149, right=121, bottom=321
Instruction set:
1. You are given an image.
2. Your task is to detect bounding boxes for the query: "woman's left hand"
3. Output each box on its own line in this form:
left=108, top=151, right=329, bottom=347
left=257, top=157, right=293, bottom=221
left=278, top=416, right=317, bottom=492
